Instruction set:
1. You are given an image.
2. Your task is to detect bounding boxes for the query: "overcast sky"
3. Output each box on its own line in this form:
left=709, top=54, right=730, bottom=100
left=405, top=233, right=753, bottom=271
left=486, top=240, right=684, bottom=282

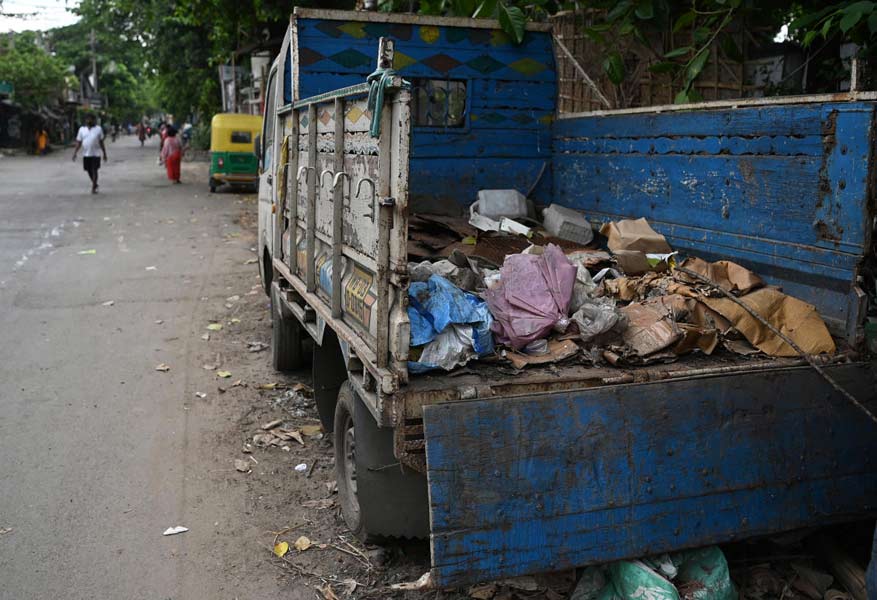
left=1, top=0, right=81, bottom=32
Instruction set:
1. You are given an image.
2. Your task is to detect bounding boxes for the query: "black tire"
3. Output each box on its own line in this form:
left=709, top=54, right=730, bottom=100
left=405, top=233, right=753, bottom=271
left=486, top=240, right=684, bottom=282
left=209, top=180, right=216, bottom=193
left=312, top=329, right=347, bottom=433
left=271, top=289, right=307, bottom=371
left=334, top=383, right=429, bottom=542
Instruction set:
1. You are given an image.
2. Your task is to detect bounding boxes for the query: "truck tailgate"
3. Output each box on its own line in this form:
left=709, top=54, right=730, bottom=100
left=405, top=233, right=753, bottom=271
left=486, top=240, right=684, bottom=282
left=422, top=362, right=877, bottom=587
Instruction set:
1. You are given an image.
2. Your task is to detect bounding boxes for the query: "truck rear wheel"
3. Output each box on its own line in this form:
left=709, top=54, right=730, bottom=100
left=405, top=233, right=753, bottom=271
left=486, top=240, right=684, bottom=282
left=270, top=289, right=307, bottom=371
left=334, top=383, right=429, bottom=542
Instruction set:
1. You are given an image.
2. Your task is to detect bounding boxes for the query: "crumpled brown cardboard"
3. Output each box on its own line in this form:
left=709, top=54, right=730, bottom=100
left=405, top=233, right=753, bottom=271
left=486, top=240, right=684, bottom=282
left=600, top=218, right=672, bottom=253
left=680, top=257, right=764, bottom=294
left=620, top=302, right=682, bottom=356
left=704, top=287, right=835, bottom=357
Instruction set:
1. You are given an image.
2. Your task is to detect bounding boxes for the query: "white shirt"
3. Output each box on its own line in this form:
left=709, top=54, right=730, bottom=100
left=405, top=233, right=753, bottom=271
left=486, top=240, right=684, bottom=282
left=76, top=125, right=104, bottom=157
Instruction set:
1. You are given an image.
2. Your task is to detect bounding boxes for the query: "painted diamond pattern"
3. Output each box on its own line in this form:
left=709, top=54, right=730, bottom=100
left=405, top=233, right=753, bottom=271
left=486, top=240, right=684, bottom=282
left=300, top=114, right=309, bottom=128
left=467, top=54, right=504, bottom=75
left=509, top=57, right=547, bottom=76
left=329, top=48, right=373, bottom=69
left=315, top=21, right=343, bottom=38
left=346, top=105, right=364, bottom=123
left=393, top=51, right=417, bottom=70
left=319, top=109, right=333, bottom=125
left=479, top=112, right=505, bottom=124
left=298, top=47, right=324, bottom=67
left=338, top=22, right=367, bottom=39
left=362, top=22, right=390, bottom=38
left=420, top=53, right=461, bottom=75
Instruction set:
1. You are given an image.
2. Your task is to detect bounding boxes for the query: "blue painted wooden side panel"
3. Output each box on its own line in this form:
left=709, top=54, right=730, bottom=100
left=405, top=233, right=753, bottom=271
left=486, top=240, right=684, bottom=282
left=551, top=103, right=876, bottom=334
left=423, top=363, right=877, bottom=587
left=294, top=17, right=557, bottom=210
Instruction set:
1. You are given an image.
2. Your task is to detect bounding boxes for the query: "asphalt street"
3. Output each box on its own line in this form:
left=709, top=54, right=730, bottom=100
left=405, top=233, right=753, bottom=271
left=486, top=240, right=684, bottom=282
left=0, top=136, right=287, bottom=599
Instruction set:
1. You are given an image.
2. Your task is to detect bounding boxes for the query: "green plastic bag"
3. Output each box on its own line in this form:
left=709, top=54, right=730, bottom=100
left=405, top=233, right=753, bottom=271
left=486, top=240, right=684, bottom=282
left=571, top=546, right=736, bottom=600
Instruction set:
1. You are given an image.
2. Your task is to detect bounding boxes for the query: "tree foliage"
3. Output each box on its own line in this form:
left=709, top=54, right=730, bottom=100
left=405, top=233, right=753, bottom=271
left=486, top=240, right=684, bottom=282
left=0, top=32, right=67, bottom=110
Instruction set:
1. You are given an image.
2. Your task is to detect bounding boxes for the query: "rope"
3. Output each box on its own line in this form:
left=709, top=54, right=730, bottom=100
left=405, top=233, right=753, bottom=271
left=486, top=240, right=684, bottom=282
left=674, top=265, right=877, bottom=426
left=366, top=67, right=408, bottom=138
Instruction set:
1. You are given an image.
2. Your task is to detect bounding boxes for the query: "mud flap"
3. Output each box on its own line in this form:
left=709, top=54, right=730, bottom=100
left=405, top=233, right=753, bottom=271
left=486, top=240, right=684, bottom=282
left=422, top=363, right=877, bottom=588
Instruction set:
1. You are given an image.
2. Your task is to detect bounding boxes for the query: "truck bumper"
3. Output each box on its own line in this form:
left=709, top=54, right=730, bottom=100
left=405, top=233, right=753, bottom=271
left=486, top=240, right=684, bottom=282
left=422, top=362, right=877, bottom=587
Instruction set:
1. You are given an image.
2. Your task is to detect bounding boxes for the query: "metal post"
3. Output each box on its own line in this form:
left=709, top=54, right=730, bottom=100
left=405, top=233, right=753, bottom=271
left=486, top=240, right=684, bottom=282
left=305, top=103, right=317, bottom=293
left=332, top=97, right=345, bottom=318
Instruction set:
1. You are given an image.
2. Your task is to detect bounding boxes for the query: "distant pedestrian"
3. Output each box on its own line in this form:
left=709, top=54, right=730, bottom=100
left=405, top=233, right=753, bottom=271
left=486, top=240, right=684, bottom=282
left=137, top=121, right=146, bottom=146
left=72, top=114, right=108, bottom=194
left=160, top=125, right=182, bottom=184
left=35, top=128, right=49, bottom=155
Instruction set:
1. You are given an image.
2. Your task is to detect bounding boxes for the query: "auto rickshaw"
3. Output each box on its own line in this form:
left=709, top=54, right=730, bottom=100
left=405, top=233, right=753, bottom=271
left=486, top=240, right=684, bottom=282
left=208, top=113, right=263, bottom=192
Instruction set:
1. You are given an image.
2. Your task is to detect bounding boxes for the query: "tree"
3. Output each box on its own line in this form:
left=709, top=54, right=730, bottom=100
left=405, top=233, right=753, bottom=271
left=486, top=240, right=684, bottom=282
left=0, top=31, right=67, bottom=110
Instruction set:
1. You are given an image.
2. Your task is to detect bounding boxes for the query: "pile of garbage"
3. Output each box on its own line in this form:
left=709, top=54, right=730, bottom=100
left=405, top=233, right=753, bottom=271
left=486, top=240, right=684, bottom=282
left=406, top=189, right=837, bottom=373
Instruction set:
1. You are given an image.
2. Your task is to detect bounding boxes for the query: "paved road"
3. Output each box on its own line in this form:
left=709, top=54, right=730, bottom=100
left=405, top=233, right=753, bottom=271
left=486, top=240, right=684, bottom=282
left=0, top=137, right=284, bottom=599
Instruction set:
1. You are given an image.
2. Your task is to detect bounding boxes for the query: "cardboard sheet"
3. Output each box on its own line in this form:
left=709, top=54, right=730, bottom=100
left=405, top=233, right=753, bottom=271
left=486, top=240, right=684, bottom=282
left=704, top=287, right=835, bottom=357
left=681, top=257, right=764, bottom=294
left=620, top=302, right=682, bottom=356
left=505, top=339, right=580, bottom=369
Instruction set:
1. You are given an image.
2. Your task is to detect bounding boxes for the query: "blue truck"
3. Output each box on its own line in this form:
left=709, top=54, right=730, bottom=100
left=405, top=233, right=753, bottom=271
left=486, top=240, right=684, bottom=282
left=255, top=8, right=877, bottom=588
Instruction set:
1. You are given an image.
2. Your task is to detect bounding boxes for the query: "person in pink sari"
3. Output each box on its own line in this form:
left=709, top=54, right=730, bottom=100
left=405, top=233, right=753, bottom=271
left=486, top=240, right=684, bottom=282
left=160, top=126, right=182, bottom=183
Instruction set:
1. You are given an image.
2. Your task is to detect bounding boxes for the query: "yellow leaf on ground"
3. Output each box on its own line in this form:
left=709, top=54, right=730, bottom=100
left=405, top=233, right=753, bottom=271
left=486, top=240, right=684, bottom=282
left=206, top=323, right=223, bottom=331
left=273, top=541, right=289, bottom=557
left=293, top=535, right=311, bottom=551
left=217, top=371, right=232, bottom=378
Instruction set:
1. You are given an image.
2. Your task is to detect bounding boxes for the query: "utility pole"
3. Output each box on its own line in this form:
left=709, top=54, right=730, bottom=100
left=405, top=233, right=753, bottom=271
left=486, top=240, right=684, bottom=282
left=90, top=28, right=98, bottom=96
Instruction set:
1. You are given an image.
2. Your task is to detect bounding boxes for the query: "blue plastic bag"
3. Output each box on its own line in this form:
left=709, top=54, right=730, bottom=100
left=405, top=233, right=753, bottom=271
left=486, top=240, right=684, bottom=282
left=407, top=275, right=494, bottom=373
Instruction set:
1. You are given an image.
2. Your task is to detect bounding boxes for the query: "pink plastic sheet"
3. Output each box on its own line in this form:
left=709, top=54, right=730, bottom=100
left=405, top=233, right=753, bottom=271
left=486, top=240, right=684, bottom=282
left=485, top=244, right=577, bottom=349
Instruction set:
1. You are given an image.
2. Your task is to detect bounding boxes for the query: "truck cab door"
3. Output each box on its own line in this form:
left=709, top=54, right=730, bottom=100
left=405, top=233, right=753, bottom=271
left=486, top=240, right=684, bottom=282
left=257, top=67, right=279, bottom=282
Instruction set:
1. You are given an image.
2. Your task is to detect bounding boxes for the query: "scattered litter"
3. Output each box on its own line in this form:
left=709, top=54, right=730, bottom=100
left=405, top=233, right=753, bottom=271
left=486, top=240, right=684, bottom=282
left=0, top=527, right=12, bottom=536
left=226, top=295, right=240, bottom=302
left=485, top=244, right=576, bottom=349
left=194, top=392, right=206, bottom=399
left=601, top=218, right=673, bottom=274
left=145, top=265, right=157, bottom=271
left=273, top=541, right=289, bottom=557
left=293, top=535, right=312, bottom=551
left=407, top=274, right=494, bottom=373
left=302, top=498, right=335, bottom=509
left=261, top=419, right=283, bottom=430
left=155, top=363, right=170, bottom=372
left=294, top=463, right=308, bottom=472
left=202, top=364, right=216, bottom=371
left=620, top=302, right=682, bottom=357
left=571, top=546, right=735, bottom=600
left=259, top=382, right=286, bottom=390
left=244, top=258, right=258, bottom=264
left=234, top=459, right=250, bottom=473
left=317, top=584, right=340, bottom=600
left=247, top=341, right=268, bottom=352
left=572, top=297, right=625, bottom=344
left=216, top=371, right=232, bottom=378
left=201, top=333, right=210, bottom=341
left=155, top=319, right=164, bottom=325
left=101, top=300, right=115, bottom=307
left=162, top=526, right=188, bottom=536
left=505, top=339, right=579, bottom=369
left=543, top=204, right=594, bottom=245
left=230, top=318, right=240, bottom=324
left=77, top=249, right=97, bottom=255
left=300, top=424, right=322, bottom=437
left=391, top=571, right=433, bottom=591
left=206, top=323, right=222, bottom=331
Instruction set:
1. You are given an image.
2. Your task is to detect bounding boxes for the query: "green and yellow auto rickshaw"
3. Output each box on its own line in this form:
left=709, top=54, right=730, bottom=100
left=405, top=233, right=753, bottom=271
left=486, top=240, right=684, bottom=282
left=208, top=113, right=263, bottom=192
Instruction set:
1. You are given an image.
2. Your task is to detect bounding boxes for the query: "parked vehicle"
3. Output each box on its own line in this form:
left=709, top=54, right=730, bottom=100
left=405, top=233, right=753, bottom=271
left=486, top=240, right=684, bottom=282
left=209, top=113, right=262, bottom=193
left=257, top=8, right=877, bottom=588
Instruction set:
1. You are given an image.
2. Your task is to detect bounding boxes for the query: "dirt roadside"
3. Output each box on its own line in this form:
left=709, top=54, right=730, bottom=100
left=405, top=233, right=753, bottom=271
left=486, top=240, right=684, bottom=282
left=191, top=195, right=580, bottom=599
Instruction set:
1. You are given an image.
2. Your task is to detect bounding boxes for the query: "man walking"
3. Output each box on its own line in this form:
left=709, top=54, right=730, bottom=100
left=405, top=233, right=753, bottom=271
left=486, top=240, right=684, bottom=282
left=72, top=114, right=108, bottom=194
